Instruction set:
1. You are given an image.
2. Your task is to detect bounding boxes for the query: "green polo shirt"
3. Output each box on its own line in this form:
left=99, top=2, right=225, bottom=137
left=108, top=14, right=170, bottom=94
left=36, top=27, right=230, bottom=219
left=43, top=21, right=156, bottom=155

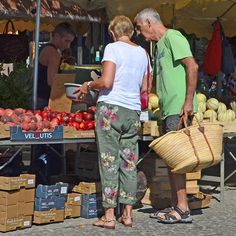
left=154, top=29, right=198, bottom=118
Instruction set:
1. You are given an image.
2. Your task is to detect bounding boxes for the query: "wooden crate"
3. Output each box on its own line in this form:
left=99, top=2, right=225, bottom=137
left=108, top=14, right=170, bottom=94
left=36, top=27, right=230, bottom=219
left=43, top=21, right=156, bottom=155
left=188, top=192, right=212, bottom=210
left=142, top=121, right=160, bottom=137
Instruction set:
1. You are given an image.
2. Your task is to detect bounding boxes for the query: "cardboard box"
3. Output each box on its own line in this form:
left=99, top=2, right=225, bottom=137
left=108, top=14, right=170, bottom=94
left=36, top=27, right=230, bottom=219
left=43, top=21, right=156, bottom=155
left=0, top=205, right=18, bottom=219
left=67, top=193, right=82, bottom=205
left=17, top=202, right=34, bottom=217
left=186, top=171, right=201, bottom=180
left=64, top=203, right=81, bottom=218
left=19, top=188, right=35, bottom=203
left=10, top=126, right=63, bottom=141
left=0, top=217, right=23, bottom=232
left=0, top=190, right=19, bottom=205
left=0, top=174, right=35, bottom=191
left=21, top=215, right=32, bottom=229
left=36, top=184, right=57, bottom=199
left=73, top=182, right=101, bottom=194
left=33, top=209, right=64, bottom=224
left=35, top=196, right=56, bottom=211
left=81, top=205, right=103, bottom=219
left=20, top=174, right=36, bottom=189
left=0, top=176, right=25, bottom=191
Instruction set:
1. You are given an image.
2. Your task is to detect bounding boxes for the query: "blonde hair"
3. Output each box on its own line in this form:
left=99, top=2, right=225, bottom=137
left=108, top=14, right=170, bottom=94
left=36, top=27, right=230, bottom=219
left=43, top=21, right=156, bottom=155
left=109, top=15, right=134, bottom=39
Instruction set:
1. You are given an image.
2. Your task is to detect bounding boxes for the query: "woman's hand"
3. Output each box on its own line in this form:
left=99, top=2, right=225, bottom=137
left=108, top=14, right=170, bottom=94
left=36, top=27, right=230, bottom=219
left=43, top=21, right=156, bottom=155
left=73, top=82, right=89, bottom=100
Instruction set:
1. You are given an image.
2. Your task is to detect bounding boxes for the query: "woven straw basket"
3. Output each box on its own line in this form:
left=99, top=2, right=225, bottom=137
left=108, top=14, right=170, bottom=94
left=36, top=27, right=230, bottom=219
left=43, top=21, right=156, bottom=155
left=149, top=121, right=223, bottom=174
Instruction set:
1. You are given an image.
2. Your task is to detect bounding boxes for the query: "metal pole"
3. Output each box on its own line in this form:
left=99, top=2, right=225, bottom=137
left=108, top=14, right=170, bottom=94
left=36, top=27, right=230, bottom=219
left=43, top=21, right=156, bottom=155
left=32, top=0, right=41, bottom=111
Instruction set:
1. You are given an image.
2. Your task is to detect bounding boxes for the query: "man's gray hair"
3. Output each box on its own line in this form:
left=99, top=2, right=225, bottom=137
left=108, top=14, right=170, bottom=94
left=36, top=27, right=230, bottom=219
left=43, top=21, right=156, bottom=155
left=135, top=8, right=162, bottom=24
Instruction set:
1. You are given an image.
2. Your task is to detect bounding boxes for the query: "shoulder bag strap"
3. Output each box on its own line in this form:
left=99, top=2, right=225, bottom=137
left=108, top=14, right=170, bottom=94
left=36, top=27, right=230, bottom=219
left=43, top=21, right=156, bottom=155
left=146, top=51, right=150, bottom=92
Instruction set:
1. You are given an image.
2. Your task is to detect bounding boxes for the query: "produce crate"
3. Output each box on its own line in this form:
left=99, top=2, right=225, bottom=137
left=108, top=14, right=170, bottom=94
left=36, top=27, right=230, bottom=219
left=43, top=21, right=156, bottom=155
left=10, top=126, right=63, bottom=141
left=188, top=192, right=212, bottom=210
left=63, top=126, right=95, bottom=139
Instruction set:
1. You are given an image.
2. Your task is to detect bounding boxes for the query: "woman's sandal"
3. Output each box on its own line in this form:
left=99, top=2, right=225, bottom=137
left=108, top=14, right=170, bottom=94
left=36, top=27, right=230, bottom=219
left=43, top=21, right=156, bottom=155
left=117, top=215, right=133, bottom=227
left=92, top=216, right=115, bottom=229
left=157, top=206, right=193, bottom=224
left=149, top=206, right=174, bottom=219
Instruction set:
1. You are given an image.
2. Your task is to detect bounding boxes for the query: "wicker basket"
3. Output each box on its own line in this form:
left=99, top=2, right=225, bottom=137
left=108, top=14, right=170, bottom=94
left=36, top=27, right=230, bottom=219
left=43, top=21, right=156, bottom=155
left=149, top=120, right=223, bottom=174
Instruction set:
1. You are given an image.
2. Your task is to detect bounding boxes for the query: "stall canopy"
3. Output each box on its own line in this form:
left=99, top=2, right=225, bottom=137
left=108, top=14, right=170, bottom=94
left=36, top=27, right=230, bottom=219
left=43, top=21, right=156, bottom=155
left=0, top=0, right=103, bottom=33
left=62, top=0, right=236, bottom=38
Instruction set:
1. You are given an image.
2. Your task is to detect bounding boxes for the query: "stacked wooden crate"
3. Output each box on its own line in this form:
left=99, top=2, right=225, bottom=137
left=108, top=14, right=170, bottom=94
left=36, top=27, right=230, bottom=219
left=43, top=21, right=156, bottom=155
left=138, top=152, right=202, bottom=209
left=138, top=153, right=171, bottom=209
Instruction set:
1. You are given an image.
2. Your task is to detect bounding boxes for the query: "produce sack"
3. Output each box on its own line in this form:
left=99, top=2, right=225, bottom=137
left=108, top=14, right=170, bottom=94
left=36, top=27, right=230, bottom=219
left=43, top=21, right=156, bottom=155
left=149, top=118, right=223, bottom=173
left=203, top=20, right=222, bottom=76
left=0, top=20, right=29, bottom=63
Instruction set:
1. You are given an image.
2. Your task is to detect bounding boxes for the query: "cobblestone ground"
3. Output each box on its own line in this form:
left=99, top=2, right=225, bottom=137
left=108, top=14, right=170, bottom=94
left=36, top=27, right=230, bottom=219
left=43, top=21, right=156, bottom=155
left=5, top=186, right=236, bottom=236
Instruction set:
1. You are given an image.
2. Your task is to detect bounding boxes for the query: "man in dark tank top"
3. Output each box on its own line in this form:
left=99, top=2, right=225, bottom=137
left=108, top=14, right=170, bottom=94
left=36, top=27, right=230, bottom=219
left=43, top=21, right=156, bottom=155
left=37, top=22, right=75, bottom=109
left=32, top=23, right=75, bottom=185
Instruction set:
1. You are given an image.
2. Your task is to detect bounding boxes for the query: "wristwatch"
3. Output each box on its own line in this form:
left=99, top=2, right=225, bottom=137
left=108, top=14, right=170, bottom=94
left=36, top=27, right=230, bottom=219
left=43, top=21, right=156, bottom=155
left=87, top=81, right=92, bottom=90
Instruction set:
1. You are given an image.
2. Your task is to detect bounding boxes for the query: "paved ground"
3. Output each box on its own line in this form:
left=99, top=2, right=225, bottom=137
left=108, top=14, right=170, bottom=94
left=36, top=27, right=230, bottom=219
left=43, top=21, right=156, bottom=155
left=4, top=185, right=236, bottom=236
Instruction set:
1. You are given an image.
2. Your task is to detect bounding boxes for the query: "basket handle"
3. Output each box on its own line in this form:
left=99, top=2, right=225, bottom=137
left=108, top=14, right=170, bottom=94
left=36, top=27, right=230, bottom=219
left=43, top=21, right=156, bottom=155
left=178, top=116, right=216, bottom=171
left=3, top=20, right=16, bottom=34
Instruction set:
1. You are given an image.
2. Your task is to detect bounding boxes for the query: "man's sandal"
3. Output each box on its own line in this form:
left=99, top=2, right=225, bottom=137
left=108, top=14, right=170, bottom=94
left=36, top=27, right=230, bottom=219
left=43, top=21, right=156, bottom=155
left=117, top=215, right=133, bottom=227
left=157, top=206, right=193, bottom=224
left=92, top=216, right=115, bottom=229
left=149, top=206, right=174, bottom=219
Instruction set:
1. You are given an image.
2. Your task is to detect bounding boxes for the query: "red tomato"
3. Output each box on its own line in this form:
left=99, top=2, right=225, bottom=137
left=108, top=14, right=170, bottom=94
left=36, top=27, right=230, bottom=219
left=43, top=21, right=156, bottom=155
left=43, top=106, right=51, bottom=112
left=79, top=121, right=87, bottom=130
left=72, top=121, right=80, bottom=130
left=41, top=111, right=48, bottom=119
left=34, top=110, right=42, bottom=115
left=56, top=114, right=62, bottom=122
left=87, top=121, right=95, bottom=130
left=82, top=112, right=93, bottom=121
left=74, top=113, right=83, bottom=123
left=69, top=116, right=74, bottom=123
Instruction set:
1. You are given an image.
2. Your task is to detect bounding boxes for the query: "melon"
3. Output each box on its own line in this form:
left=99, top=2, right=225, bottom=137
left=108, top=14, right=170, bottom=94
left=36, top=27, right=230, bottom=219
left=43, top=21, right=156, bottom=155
left=193, top=111, right=204, bottom=123
left=206, top=98, right=219, bottom=111
left=198, top=102, right=206, bottom=113
left=197, top=93, right=207, bottom=103
left=148, top=93, right=159, bottom=109
left=226, top=109, right=235, bottom=121
left=204, top=109, right=217, bottom=122
left=217, top=102, right=227, bottom=114
left=218, top=111, right=227, bottom=122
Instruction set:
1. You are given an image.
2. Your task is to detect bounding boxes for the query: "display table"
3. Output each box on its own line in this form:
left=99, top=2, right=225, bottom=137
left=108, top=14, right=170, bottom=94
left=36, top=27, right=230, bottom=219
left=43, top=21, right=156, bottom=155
left=0, top=138, right=95, bottom=174
left=201, top=131, right=236, bottom=203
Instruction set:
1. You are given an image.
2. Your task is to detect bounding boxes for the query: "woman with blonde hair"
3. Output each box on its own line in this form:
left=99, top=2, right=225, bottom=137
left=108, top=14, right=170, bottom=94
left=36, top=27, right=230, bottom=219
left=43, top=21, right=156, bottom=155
left=75, top=15, right=151, bottom=229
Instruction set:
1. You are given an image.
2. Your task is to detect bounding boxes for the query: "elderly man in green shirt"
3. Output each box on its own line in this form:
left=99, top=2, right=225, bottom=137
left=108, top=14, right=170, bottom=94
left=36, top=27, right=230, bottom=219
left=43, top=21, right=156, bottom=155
left=135, top=8, right=198, bottom=224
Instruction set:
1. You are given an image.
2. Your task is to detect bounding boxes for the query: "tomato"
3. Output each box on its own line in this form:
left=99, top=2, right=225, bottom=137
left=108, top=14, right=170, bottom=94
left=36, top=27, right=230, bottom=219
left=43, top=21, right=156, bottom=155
left=79, top=121, right=87, bottom=130
left=62, top=114, right=69, bottom=123
left=82, top=111, right=93, bottom=121
left=50, top=111, right=58, bottom=119
left=34, top=110, right=42, bottom=115
left=43, top=106, right=51, bottom=112
left=41, top=111, right=48, bottom=119
left=56, top=114, right=62, bottom=122
left=72, top=121, right=80, bottom=130
left=87, top=121, right=95, bottom=130
left=69, top=116, right=74, bottom=123
left=74, top=113, right=83, bottom=123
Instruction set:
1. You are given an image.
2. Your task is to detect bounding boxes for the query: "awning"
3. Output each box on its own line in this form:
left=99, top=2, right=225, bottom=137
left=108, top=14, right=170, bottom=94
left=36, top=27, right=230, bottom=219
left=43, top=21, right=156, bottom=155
left=61, top=0, right=236, bottom=38
left=0, top=0, right=102, bottom=33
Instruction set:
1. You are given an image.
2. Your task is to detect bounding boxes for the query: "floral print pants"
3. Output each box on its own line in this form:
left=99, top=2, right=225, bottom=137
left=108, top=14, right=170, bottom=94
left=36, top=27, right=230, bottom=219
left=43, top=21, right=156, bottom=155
left=95, top=102, right=141, bottom=208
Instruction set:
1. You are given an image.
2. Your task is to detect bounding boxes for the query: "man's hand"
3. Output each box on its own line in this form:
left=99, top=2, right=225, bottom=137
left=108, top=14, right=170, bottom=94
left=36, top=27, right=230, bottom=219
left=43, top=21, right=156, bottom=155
left=180, top=100, right=194, bottom=120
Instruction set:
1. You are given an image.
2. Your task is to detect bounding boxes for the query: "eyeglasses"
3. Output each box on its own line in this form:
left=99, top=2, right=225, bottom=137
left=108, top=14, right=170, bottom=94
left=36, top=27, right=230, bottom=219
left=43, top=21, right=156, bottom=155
left=134, top=25, right=141, bottom=35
